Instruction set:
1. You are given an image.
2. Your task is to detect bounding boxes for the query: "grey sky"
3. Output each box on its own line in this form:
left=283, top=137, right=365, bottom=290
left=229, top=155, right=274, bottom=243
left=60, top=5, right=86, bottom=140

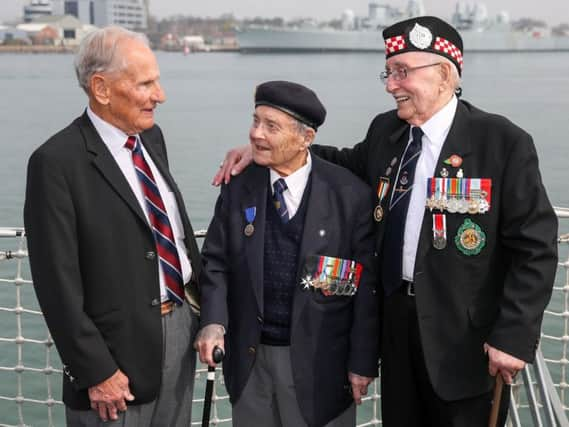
left=1, top=0, right=567, bottom=26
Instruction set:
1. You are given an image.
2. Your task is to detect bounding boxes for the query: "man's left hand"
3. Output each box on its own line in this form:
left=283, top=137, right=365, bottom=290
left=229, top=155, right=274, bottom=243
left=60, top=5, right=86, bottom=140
left=348, top=372, right=373, bottom=405
left=484, top=342, right=526, bottom=385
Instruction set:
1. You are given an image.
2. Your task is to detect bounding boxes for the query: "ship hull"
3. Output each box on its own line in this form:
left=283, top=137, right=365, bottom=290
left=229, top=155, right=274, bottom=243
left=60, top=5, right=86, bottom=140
left=237, top=27, right=569, bottom=52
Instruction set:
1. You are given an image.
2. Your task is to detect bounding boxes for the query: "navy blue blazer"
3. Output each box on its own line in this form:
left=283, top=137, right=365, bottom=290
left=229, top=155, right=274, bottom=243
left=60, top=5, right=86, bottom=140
left=200, top=154, right=380, bottom=427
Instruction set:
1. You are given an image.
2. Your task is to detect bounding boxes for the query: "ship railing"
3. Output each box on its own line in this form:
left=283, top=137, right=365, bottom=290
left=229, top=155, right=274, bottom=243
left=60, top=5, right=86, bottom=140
left=0, top=206, right=568, bottom=426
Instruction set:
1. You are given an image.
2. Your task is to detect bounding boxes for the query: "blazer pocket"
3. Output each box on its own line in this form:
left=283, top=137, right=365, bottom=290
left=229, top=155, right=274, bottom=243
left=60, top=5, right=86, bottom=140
left=468, top=304, right=498, bottom=329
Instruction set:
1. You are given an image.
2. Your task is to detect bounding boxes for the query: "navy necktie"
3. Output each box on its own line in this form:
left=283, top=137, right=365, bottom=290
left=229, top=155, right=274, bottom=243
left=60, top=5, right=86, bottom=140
left=273, top=178, right=289, bottom=223
left=125, top=136, right=185, bottom=304
left=381, top=127, right=423, bottom=295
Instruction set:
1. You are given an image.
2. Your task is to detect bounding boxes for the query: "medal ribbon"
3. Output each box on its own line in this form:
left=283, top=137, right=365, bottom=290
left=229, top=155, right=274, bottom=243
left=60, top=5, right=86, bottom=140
left=245, top=206, right=256, bottom=224
left=432, top=213, right=447, bottom=240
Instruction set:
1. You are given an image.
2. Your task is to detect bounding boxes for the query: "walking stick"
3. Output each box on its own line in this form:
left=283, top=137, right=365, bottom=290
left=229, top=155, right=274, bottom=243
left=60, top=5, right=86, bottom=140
left=201, top=346, right=225, bottom=427
left=488, top=374, right=504, bottom=427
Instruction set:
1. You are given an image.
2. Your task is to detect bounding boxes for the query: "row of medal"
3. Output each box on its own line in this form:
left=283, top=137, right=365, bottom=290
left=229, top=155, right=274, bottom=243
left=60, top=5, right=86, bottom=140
left=301, top=255, right=363, bottom=296
left=426, top=177, right=492, bottom=214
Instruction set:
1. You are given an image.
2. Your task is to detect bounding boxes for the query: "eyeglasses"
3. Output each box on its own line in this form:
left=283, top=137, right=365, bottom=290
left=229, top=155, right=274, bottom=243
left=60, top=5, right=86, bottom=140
left=379, top=62, right=441, bottom=84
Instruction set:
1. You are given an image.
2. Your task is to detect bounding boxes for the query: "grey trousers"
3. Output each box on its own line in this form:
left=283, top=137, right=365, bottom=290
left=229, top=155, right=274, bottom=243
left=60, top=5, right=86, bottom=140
left=233, top=345, right=356, bottom=427
left=66, top=302, right=197, bottom=427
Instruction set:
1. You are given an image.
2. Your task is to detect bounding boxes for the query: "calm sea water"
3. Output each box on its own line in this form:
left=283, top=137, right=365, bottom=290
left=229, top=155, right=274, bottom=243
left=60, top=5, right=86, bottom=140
left=0, top=51, right=568, bottom=425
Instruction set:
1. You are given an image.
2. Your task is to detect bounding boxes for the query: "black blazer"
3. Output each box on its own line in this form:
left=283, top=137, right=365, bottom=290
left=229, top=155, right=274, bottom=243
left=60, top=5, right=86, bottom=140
left=313, top=100, right=558, bottom=401
left=200, top=155, right=380, bottom=427
left=24, top=112, right=201, bottom=409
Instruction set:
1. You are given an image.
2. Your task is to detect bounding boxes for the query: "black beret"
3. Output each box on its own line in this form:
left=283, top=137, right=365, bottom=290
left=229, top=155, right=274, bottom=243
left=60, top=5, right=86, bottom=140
left=383, top=16, right=464, bottom=76
left=254, top=81, right=326, bottom=130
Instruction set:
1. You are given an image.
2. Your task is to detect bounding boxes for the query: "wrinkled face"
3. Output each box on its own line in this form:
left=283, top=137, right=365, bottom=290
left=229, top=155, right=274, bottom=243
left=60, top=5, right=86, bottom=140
left=104, top=39, right=165, bottom=134
left=249, top=105, right=309, bottom=176
left=384, top=52, right=446, bottom=126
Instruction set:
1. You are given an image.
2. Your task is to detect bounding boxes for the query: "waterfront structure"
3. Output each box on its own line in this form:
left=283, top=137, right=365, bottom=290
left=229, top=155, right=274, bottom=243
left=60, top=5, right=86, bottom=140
left=17, top=15, right=93, bottom=46
left=237, top=0, right=569, bottom=52
left=23, top=0, right=53, bottom=23
left=50, top=0, right=147, bottom=30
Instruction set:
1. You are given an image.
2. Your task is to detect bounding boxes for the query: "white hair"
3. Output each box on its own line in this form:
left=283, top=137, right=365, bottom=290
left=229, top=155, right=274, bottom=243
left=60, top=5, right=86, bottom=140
left=74, top=26, right=149, bottom=94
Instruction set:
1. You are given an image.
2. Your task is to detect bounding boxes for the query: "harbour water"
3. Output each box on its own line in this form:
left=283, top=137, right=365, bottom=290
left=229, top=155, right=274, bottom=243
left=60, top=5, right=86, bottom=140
left=1, top=51, right=569, bottom=425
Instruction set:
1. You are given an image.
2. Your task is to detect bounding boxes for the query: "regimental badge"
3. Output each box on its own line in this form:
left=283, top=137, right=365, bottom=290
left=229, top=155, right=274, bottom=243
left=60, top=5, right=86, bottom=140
left=455, top=218, right=486, bottom=255
left=409, top=23, right=433, bottom=49
left=300, top=255, right=363, bottom=297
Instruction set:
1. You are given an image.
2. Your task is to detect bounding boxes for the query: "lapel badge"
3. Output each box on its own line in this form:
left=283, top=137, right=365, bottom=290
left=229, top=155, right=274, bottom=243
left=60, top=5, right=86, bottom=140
left=440, top=167, right=449, bottom=178
left=319, top=229, right=326, bottom=237
left=456, top=168, right=464, bottom=178
left=444, top=154, right=463, bottom=168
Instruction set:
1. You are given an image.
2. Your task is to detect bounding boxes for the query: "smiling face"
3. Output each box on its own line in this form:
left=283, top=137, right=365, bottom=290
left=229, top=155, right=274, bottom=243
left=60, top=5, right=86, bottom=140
left=385, top=52, right=453, bottom=126
left=249, top=105, right=314, bottom=177
left=90, top=38, right=165, bottom=134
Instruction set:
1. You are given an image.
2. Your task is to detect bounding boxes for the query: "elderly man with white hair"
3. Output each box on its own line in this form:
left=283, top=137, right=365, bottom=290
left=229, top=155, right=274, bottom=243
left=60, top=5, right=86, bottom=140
left=24, top=26, right=201, bottom=426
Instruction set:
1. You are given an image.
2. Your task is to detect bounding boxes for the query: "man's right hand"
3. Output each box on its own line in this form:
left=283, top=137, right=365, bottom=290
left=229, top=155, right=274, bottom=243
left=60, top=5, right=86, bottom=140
left=88, top=369, right=134, bottom=421
left=212, top=144, right=253, bottom=186
left=194, top=324, right=225, bottom=366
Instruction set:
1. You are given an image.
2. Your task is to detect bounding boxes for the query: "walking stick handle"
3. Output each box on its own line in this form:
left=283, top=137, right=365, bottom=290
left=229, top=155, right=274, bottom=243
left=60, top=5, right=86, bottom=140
left=488, top=374, right=504, bottom=427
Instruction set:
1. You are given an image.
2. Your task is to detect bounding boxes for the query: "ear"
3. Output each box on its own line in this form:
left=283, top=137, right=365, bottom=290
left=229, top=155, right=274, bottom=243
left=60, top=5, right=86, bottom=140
left=439, top=62, right=452, bottom=85
left=90, top=73, right=111, bottom=105
left=303, top=128, right=316, bottom=148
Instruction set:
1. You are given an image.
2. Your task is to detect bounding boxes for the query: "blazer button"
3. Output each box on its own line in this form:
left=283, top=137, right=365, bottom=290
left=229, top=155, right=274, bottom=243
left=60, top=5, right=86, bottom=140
left=151, top=298, right=160, bottom=307
left=257, top=316, right=263, bottom=324
left=145, top=251, right=156, bottom=260
left=248, top=346, right=256, bottom=355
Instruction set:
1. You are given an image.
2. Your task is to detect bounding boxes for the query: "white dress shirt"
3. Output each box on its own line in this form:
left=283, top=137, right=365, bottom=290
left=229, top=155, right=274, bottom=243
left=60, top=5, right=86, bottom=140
left=400, top=96, right=458, bottom=281
left=269, top=152, right=312, bottom=219
left=87, top=107, right=192, bottom=301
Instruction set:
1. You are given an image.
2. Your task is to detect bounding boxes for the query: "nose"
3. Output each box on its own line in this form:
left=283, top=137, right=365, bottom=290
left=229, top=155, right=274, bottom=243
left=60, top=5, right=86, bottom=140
left=152, top=82, right=166, bottom=104
left=249, top=123, right=264, bottom=141
left=385, top=76, right=399, bottom=94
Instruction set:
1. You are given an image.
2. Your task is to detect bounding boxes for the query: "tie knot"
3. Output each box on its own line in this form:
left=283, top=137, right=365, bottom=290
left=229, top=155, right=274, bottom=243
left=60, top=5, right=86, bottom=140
left=125, top=136, right=138, bottom=151
left=273, top=178, right=288, bottom=195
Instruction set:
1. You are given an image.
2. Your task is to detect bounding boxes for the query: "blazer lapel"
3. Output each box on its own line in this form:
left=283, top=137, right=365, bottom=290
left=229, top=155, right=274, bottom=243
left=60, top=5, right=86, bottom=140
left=243, top=165, right=269, bottom=314
left=80, top=113, right=148, bottom=226
left=415, top=101, right=473, bottom=275
left=292, top=157, right=332, bottom=328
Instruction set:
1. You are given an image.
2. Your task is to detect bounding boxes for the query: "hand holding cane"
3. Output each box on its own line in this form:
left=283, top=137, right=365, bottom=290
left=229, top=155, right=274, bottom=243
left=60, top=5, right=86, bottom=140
left=201, top=346, right=225, bottom=427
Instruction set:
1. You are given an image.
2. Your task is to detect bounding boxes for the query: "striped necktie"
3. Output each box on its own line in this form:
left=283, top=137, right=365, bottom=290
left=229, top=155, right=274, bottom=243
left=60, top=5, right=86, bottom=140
left=125, top=136, right=184, bottom=305
left=273, top=178, right=289, bottom=223
left=381, top=126, right=423, bottom=295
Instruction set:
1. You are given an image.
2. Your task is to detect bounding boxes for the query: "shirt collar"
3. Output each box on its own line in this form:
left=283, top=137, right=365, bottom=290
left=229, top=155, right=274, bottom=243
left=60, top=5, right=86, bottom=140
left=87, top=106, right=137, bottom=155
left=269, top=151, right=312, bottom=198
left=419, top=95, right=458, bottom=147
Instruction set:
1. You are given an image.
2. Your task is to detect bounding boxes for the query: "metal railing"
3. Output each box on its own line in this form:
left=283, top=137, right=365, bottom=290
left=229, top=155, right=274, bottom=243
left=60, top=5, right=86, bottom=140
left=0, top=207, right=568, bottom=426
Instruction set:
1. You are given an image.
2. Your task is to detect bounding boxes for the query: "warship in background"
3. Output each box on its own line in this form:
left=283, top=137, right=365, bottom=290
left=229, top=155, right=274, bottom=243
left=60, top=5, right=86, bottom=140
left=236, top=0, right=569, bottom=52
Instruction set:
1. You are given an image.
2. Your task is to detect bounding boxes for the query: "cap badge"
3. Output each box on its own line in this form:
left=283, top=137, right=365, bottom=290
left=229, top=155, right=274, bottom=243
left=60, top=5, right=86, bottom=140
left=409, top=23, right=433, bottom=50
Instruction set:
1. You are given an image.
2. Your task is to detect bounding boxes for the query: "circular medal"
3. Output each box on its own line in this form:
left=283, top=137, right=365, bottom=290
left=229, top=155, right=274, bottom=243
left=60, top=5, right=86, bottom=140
left=467, top=199, right=480, bottom=214
left=328, top=282, right=338, bottom=295
left=478, top=199, right=490, bottom=213
left=244, top=223, right=254, bottom=236
left=374, top=205, right=384, bottom=222
left=433, top=235, right=447, bottom=250
left=447, top=198, right=459, bottom=213
left=457, top=198, right=469, bottom=214
left=455, top=219, right=486, bottom=256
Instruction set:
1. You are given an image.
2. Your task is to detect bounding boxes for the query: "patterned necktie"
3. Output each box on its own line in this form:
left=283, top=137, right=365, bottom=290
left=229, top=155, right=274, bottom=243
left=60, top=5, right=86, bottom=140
left=125, top=136, right=185, bottom=305
left=273, top=178, right=289, bottom=223
left=381, top=126, right=423, bottom=295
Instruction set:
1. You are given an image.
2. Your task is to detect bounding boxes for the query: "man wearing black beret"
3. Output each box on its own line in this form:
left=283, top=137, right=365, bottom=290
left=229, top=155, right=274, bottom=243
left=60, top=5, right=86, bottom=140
left=213, top=16, right=558, bottom=427
left=196, top=81, right=380, bottom=427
